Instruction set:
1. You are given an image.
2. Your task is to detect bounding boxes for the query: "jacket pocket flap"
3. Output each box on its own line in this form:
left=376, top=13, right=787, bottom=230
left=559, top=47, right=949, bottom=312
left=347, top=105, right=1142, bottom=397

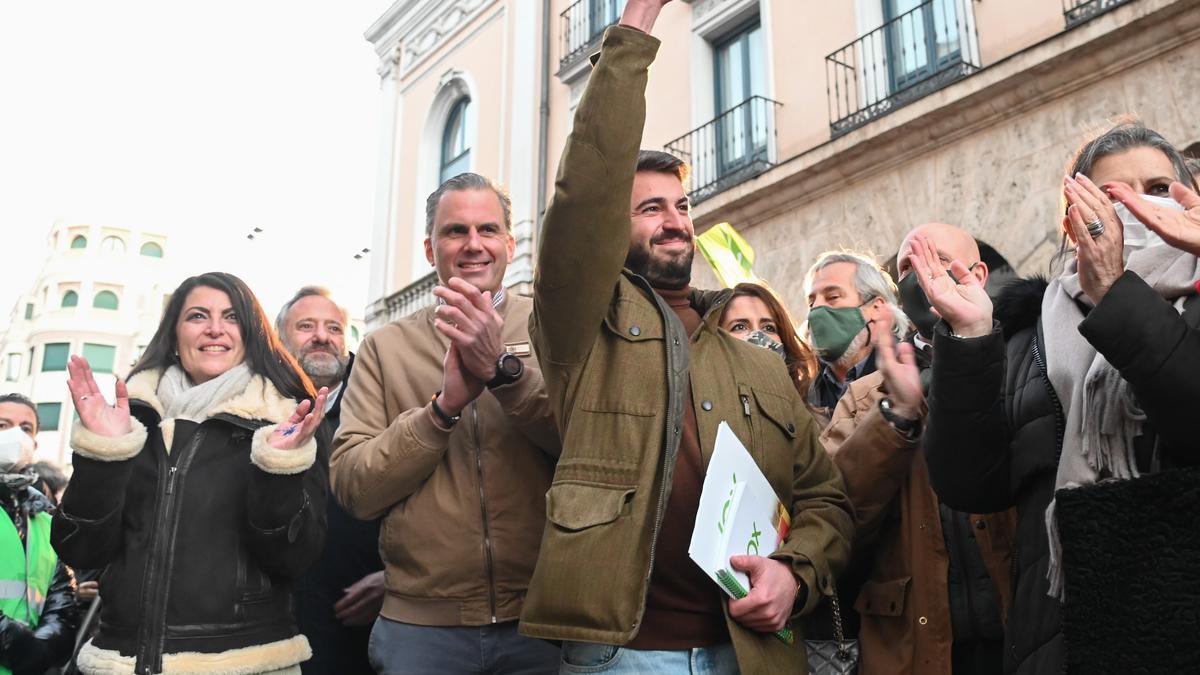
left=546, top=482, right=636, bottom=531
left=855, top=576, right=911, bottom=617
left=604, top=298, right=664, bottom=342
left=753, top=388, right=799, bottom=439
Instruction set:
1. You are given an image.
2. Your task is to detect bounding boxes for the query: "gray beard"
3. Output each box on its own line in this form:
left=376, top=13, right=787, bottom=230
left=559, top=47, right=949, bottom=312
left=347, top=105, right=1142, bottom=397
left=834, top=325, right=871, bottom=371
left=300, top=353, right=348, bottom=390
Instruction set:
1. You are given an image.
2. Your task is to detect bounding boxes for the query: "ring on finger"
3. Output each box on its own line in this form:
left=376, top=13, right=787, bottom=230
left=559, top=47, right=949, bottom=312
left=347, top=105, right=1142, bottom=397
left=1085, top=218, right=1104, bottom=238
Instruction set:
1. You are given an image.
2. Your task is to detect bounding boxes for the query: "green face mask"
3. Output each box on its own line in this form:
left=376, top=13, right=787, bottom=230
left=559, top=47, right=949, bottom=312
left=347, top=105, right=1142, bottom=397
left=808, top=304, right=869, bottom=362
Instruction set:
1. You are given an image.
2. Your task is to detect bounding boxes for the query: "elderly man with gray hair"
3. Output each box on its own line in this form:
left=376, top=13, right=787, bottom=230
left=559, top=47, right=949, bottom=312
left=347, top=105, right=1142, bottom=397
left=277, top=286, right=384, bottom=675
left=804, top=251, right=909, bottom=417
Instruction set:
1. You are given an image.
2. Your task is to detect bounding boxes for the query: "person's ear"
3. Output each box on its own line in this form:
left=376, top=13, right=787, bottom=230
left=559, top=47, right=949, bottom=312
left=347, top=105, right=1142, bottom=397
left=973, top=261, right=989, bottom=286
left=424, top=237, right=435, bottom=266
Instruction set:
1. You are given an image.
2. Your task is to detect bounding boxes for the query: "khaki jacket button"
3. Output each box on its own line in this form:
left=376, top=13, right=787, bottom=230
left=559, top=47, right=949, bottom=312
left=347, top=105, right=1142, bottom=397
left=630, top=326, right=641, bottom=336
left=701, top=400, right=713, bottom=411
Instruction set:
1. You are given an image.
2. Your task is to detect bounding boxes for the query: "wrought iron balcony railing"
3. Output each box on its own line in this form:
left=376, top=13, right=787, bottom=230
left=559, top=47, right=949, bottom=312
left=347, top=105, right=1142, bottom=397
left=825, top=0, right=980, bottom=137
left=1062, top=0, right=1135, bottom=28
left=664, top=96, right=782, bottom=204
left=559, top=0, right=626, bottom=72
left=366, top=271, right=437, bottom=328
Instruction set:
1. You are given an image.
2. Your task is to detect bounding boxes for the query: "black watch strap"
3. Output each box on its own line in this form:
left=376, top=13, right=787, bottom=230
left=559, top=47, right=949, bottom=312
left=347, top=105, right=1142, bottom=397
left=430, top=391, right=461, bottom=428
left=879, top=398, right=921, bottom=438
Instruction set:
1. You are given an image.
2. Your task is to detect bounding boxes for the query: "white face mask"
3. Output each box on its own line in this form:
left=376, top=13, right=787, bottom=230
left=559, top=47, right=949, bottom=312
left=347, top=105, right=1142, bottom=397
left=0, top=426, right=35, bottom=473
left=1113, top=194, right=1185, bottom=251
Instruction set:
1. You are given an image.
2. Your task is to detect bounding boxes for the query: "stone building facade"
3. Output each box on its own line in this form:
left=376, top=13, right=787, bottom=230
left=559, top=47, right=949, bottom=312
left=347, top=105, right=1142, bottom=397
left=364, top=0, right=1200, bottom=325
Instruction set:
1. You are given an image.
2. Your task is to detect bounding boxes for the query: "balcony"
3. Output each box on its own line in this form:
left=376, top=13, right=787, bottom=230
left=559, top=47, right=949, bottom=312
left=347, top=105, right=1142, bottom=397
left=559, top=0, right=625, bottom=75
left=1062, top=0, right=1136, bottom=28
left=366, top=271, right=437, bottom=328
left=664, top=96, right=782, bottom=204
left=825, top=0, right=980, bottom=137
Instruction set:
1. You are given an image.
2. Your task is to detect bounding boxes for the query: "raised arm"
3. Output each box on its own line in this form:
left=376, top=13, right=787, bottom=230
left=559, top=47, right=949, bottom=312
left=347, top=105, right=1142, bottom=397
left=530, top=3, right=664, bottom=366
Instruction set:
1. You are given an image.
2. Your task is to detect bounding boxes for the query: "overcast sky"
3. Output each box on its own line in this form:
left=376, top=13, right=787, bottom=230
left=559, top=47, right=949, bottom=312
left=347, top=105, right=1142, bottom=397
left=0, top=1, right=395, bottom=329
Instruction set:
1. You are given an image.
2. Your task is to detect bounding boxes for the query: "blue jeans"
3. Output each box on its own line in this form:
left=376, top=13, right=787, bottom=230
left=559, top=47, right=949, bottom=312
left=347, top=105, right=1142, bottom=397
left=368, top=617, right=560, bottom=675
left=559, top=641, right=738, bottom=674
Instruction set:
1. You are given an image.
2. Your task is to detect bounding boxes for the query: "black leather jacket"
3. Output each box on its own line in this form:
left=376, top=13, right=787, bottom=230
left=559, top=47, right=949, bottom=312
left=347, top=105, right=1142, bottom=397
left=52, top=371, right=328, bottom=674
left=0, top=483, right=79, bottom=674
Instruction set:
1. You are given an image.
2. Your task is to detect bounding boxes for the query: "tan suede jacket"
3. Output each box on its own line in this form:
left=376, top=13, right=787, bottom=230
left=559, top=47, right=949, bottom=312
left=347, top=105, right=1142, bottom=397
left=822, top=370, right=1015, bottom=675
left=330, top=294, right=559, bottom=626
left=519, top=26, right=853, bottom=674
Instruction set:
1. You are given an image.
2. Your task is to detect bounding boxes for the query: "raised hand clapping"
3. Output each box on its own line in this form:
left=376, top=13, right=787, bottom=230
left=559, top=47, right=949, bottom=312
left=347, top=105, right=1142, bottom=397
left=67, top=356, right=132, bottom=437
left=268, top=388, right=328, bottom=451
left=907, top=235, right=993, bottom=338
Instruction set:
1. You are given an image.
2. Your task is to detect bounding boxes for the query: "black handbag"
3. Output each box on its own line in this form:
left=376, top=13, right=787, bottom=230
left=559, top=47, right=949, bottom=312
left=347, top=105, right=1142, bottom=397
left=805, top=592, right=860, bottom=675
left=1055, top=466, right=1200, bottom=674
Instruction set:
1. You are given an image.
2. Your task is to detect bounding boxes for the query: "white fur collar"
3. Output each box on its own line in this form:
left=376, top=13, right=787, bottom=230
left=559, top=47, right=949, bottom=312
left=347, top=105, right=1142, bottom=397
left=125, top=369, right=298, bottom=424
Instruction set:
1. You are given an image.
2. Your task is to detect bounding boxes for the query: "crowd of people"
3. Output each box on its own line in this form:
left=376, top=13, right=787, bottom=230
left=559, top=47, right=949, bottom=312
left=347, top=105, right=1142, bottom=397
left=4, top=0, right=1200, bottom=673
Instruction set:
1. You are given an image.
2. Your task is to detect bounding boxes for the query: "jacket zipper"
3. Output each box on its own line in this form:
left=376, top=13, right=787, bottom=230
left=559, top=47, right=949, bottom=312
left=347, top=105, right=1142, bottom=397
left=471, top=406, right=498, bottom=623
left=135, top=428, right=205, bottom=674
left=1030, top=332, right=1066, bottom=462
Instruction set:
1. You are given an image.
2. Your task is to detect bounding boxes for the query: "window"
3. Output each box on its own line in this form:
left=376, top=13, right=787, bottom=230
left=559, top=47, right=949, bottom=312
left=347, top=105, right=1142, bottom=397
left=27, top=348, right=33, bottom=376
left=61, top=290, right=79, bottom=308
left=23, top=303, right=33, bottom=320
left=351, top=325, right=360, bottom=341
left=140, top=242, right=163, bottom=258
left=5, top=353, right=20, bottom=381
left=884, top=0, right=962, bottom=90
left=93, top=290, right=120, bottom=310
left=713, top=21, right=767, bottom=175
left=41, top=343, right=69, bottom=372
left=36, top=403, right=62, bottom=432
left=83, top=343, right=117, bottom=374
left=100, top=236, right=127, bottom=254
left=440, top=97, right=471, bottom=183
left=70, top=235, right=87, bottom=249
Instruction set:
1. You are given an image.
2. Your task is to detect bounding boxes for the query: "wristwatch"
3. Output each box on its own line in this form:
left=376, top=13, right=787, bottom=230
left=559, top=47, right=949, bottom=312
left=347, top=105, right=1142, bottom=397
left=879, top=398, right=921, bottom=439
left=430, top=391, right=461, bottom=428
left=486, top=352, right=524, bottom=389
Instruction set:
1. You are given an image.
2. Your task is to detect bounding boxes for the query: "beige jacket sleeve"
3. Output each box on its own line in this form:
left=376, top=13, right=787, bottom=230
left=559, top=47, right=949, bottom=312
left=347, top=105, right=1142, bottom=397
left=820, top=374, right=925, bottom=547
left=329, top=333, right=453, bottom=520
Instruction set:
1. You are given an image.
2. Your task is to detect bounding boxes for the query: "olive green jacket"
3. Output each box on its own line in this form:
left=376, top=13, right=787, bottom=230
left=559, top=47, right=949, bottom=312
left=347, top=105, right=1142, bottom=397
left=519, top=25, right=854, bottom=673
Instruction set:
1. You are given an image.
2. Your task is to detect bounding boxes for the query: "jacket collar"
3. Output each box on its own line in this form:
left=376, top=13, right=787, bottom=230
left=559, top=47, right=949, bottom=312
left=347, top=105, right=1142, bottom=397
left=126, top=368, right=298, bottom=424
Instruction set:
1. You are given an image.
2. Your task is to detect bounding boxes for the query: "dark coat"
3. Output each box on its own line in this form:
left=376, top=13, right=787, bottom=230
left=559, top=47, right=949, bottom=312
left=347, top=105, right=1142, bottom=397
left=923, top=271, right=1200, bottom=674
left=295, top=354, right=383, bottom=675
left=0, top=485, right=79, bottom=674
left=52, top=370, right=327, bottom=674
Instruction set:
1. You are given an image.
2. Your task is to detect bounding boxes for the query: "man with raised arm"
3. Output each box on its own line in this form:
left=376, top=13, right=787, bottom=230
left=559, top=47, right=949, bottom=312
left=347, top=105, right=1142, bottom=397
left=519, top=2, right=853, bottom=672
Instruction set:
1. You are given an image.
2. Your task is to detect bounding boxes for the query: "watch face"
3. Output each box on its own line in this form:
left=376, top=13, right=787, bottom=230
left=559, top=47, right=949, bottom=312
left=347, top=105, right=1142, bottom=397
left=500, top=353, right=522, bottom=376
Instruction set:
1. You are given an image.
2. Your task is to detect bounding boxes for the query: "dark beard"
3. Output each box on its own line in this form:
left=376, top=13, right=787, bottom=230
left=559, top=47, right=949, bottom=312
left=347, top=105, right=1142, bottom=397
left=625, top=242, right=694, bottom=290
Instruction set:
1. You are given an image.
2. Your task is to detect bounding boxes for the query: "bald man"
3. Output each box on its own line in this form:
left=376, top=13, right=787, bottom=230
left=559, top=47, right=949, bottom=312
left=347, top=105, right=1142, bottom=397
left=895, top=223, right=988, bottom=344
left=817, top=223, right=1015, bottom=675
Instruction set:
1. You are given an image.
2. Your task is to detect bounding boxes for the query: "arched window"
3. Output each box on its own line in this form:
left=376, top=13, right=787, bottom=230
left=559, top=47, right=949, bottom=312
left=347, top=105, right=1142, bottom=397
left=70, top=235, right=88, bottom=249
left=61, top=291, right=79, bottom=308
left=100, top=236, right=126, bottom=254
left=140, top=242, right=163, bottom=258
left=440, top=97, right=471, bottom=183
left=93, top=290, right=119, bottom=310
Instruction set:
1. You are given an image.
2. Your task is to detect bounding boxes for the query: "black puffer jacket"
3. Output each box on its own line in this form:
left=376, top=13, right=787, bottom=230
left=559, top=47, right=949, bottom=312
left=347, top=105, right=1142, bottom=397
left=52, top=370, right=327, bottom=675
left=924, top=271, right=1200, bottom=674
left=0, top=484, right=79, bottom=674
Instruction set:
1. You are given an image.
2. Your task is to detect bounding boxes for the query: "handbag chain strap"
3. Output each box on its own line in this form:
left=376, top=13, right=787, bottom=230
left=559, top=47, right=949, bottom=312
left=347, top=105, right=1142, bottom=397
left=829, top=591, right=853, bottom=660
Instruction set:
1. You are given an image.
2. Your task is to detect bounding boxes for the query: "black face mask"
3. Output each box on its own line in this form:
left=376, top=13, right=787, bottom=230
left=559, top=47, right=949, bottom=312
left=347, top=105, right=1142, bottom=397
left=897, top=265, right=976, bottom=340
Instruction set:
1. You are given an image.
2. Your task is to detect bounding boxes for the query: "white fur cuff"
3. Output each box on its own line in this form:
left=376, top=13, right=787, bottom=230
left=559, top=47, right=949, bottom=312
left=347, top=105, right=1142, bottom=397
left=70, top=419, right=148, bottom=462
left=250, top=425, right=317, bottom=475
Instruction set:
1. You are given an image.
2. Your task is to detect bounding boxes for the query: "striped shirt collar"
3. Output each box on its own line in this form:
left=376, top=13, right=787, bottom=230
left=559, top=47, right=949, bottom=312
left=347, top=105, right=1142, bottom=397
left=435, top=286, right=506, bottom=309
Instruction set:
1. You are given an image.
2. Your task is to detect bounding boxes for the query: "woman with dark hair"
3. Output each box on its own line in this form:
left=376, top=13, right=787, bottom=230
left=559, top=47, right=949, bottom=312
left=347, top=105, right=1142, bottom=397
left=911, top=123, right=1200, bottom=674
left=719, top=281, right=818, bottom=398
left=51, top=272, right=329, bottom=674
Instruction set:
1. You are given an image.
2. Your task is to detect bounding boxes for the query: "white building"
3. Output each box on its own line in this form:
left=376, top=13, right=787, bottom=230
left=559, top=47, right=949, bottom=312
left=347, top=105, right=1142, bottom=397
left=0, top=222, right=182, bottom=466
